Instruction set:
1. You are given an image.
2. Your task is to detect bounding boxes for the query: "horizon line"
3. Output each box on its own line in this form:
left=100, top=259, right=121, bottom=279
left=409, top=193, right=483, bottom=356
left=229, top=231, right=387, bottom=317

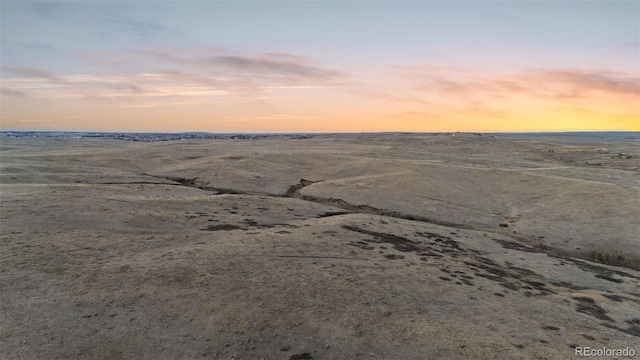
left=1, top=130, right=638, bottom=135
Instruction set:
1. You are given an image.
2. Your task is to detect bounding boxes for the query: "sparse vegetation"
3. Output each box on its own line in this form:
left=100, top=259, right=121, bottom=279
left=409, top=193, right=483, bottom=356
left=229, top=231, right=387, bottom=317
left=2, top=133, right=638, bottom=359
left=590, top=249, right=634, bottom=269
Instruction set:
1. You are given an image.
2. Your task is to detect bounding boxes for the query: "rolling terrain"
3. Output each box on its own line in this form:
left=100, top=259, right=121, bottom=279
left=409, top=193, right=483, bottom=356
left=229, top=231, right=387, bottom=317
left=1, top=132, right=638, bottom=359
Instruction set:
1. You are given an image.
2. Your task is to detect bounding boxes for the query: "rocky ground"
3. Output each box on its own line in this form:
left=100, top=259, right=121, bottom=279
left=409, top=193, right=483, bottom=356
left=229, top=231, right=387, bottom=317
left=1, top=133, right=638, bottom=359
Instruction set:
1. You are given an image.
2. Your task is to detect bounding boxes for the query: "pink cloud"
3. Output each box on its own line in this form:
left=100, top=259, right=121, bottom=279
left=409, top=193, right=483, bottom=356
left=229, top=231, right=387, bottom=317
left=397, top=65, right=639, bottom=99
left=2, top=46, right=349, bottom=109
left=535, top=69, right=639, bottom=96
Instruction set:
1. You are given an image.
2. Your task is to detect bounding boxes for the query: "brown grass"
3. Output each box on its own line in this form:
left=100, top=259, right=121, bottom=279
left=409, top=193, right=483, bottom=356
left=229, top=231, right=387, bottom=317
left=590, top=249, right=634, bottom=269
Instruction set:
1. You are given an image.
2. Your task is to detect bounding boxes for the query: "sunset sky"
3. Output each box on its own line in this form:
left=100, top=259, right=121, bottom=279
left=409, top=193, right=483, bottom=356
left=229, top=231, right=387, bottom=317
left=1, top=1, right=638, bottom=132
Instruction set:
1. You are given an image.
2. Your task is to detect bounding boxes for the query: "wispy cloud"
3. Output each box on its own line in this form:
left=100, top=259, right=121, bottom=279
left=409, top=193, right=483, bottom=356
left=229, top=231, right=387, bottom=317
left=1, top=47, right=346, bottom=109
left=16, top=118, right=54, bottom=123
left=0, top=88, right=29, bottom=98
left=3, top=40, right=58, bottom=52
left=381, top=64, right=639, bottom=125
left=395, top=65, right=639, bottom=101
left=210, top=55, right=341, bottom=80
left=537, top=69, right=639, bottom=96
left=131, top=48, right=345, bottom=85
left=99, top=14, right=180, bottom=38
left=390, top=103, right=510, bottom=123
left=3, top=66, right=66, bottom=83
left=29, top=2, right=181, bottom=39
left=28, top=2, right=62, bottom=17
left=347, top=86, right=432, bottom=104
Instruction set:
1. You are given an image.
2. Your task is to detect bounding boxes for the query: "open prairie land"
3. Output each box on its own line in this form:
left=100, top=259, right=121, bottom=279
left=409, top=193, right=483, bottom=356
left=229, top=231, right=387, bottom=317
left=1, top=132, right=639, bottom=359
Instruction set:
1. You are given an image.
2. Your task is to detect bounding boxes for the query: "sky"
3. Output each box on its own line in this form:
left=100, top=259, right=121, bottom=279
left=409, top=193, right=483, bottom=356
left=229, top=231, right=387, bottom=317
left=1, top=1, right=638, bottom=133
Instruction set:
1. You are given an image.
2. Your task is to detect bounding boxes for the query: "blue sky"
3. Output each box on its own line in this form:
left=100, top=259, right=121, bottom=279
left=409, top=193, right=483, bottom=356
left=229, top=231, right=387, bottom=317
left=1, top=1, right=638, bottom=132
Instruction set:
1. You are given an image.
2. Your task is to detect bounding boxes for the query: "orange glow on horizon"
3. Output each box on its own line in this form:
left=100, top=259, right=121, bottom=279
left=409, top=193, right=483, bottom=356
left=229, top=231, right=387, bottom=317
left=2, top=66, right=638, bottom=133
